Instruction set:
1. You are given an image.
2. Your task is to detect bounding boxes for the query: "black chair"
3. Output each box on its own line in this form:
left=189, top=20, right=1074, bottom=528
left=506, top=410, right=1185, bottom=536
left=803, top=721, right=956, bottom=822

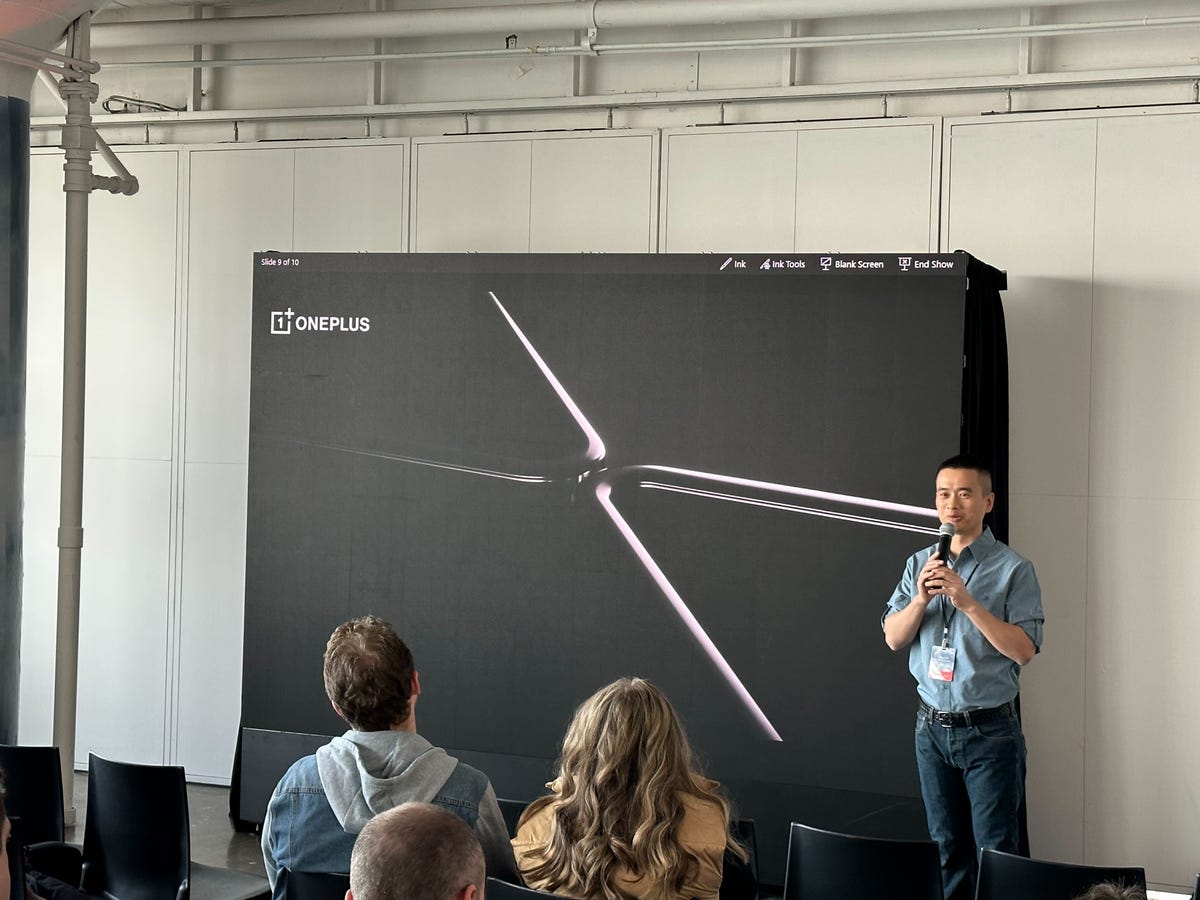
left=0, top=746, right=66, bottom=846
left=279, top=868, right=351, bottom=900
left=974, top=848, right=1146, bottom=900
left=497, top=799, right=530, bottom=839
left=1192, top=871, right=1199, bottom=900
left=733, top=818, right=759, bottom=885
left=782, top=822, right=942, bottom=900
left=486, top=877, right=559, bottom=900
left=0, top=745, right=84, bottom=890
left=81, top=753, right=270, bottom=900
left=7, top=816, right=25, bottom=900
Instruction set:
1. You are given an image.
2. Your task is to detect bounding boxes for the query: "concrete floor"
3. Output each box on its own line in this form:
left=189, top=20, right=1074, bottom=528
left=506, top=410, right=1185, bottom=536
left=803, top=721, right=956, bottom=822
left=67, top=777, right=266, bottom=877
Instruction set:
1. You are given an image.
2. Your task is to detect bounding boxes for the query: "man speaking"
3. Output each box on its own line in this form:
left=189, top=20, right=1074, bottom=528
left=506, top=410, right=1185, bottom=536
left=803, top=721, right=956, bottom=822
left=882, top=454, right=1044, bottom=900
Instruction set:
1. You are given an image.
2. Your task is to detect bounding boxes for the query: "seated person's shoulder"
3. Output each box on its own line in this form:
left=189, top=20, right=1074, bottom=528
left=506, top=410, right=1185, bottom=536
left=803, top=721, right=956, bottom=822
left=275, top=753, right=323, bottom=793
left=679, top=787, right=729, bottom=848
left=512, top=799, right=553, bottom=846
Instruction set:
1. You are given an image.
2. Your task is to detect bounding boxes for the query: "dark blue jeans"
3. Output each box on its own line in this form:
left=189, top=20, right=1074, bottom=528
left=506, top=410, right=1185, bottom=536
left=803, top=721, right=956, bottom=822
left=914, top=705, right=1026, bottom=900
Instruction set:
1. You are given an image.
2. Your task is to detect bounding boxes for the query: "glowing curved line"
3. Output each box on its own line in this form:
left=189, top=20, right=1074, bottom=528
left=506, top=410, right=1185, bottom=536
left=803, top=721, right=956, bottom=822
left=632, top=465, right=935, bottom=518
left=595, top=480, right=783, bottom=742
left=640, top=482, right=938, bottom=534
left=267, top=436, right=552, bottom=483
left=488, top=291, right=606, bottom=465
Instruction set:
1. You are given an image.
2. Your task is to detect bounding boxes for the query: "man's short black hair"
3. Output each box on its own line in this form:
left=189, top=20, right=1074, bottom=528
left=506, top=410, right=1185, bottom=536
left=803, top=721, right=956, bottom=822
left=936, top=453, right=993, bottom=492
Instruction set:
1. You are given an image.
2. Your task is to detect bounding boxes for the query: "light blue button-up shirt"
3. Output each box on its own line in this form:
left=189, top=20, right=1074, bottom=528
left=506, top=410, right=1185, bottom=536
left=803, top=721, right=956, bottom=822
left=883, top=527, right=1043, bottom=711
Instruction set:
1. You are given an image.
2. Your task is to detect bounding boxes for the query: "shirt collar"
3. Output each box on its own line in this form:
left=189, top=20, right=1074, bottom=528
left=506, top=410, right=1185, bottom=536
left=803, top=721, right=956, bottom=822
left=958, top=525, right=996, bottom=562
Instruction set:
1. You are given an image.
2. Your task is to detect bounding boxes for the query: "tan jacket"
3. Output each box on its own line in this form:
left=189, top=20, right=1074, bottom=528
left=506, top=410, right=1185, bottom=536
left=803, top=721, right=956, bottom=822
left=511, top=782, right=727, bottom=900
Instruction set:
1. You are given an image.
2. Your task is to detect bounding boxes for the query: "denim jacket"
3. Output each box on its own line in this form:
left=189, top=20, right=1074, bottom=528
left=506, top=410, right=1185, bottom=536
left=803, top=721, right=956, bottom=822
left=261, top=730, right=518, bottom=898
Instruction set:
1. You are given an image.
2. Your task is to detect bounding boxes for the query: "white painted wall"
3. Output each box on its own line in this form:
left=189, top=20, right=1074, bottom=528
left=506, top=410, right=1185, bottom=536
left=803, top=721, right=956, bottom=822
left=944, top=107, right=1200, bottom=889
left=18, top=3, right=1200, bottom=888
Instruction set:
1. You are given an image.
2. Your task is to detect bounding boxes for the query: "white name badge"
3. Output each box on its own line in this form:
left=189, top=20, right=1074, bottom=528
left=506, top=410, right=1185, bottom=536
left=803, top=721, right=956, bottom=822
left=928, top=645, right=956, bottom=683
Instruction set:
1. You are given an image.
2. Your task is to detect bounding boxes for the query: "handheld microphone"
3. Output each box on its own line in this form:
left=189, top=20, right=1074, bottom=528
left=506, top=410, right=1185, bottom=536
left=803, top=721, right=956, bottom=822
left=936, top=522, right=955, bottom=566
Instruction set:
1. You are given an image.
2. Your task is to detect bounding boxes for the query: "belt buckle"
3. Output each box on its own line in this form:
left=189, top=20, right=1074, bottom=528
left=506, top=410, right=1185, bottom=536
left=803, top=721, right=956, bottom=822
left=934, top=710, right=954, bottom=727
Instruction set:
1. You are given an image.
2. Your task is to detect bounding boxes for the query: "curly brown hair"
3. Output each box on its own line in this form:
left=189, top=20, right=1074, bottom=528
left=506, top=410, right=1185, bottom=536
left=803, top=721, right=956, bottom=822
left=518, top=678, right=746, bottom=900
left=323, top=616, right=415, bottom=731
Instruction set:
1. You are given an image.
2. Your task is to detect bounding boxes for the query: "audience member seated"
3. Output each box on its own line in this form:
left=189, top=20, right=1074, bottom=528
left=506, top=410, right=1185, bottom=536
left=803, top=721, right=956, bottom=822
left=1073, top=885, right=1147, bottom=900
left=512, top=678, right=749, bottom=900
left=262, top=615, right=517, bottom=897
left=347, top=802, right=486, bottom=900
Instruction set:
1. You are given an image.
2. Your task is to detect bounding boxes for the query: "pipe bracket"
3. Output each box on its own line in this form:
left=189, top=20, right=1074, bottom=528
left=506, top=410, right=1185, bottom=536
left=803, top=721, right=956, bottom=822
left=57, top=527, right=84, bottom=550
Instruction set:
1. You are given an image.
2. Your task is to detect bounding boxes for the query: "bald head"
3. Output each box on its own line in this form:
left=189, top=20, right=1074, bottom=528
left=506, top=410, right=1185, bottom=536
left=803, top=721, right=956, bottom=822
left=348, top=803, right=485, bottom=900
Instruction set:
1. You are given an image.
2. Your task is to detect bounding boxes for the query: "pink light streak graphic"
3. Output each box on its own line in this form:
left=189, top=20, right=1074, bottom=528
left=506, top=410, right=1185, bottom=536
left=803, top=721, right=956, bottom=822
left=595, top=481, right=783, bottom=742
left=488, top=291, right=605, bottom=467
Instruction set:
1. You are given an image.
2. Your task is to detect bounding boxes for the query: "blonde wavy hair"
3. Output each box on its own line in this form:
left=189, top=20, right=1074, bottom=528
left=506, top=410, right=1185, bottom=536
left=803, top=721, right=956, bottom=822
left=517, top=678, right=746, bottom=900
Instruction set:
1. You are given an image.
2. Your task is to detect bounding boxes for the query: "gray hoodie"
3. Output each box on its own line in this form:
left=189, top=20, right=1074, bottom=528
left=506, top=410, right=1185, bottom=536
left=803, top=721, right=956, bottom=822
left=263, top=729, right=519, bottom=891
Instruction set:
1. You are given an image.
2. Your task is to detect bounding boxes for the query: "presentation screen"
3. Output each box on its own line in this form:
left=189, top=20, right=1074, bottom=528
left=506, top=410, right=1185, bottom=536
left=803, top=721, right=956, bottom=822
left=244, top=252, right=967, bottom=877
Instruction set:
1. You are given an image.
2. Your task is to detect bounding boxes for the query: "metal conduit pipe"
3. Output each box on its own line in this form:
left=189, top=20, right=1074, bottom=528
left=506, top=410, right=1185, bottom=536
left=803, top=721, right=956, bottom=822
left=88, top=0, right=1138, bottom=49
left=37, top=69, right=139, bottom=195
left=54, top=11, right=98, bottom=828
left=96, top=14, right=1200, bottom=71
left=28, top=64, right=1200, bottom=133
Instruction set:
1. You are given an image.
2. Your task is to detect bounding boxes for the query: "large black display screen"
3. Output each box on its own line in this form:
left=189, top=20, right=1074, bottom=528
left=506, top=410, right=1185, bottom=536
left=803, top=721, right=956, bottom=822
left=244, top=253, right=967, bottom=879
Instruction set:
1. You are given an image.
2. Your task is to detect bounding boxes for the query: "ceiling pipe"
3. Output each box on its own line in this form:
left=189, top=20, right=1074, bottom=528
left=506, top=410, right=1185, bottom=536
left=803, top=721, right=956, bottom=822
left=95, top=15, right=1200, bottom=70
left=89, top=0, right=1139, bottom=49
left=30, top=64, right=1200, bottom=133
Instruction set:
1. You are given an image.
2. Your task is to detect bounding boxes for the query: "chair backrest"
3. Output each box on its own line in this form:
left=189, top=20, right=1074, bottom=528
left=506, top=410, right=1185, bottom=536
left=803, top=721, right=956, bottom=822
left=1193, top=870, right=1199, bottom=900
left=486, top=877, right=559, bottom=900
left=7, top=816, right=26, bottom=900
left=975, top=848, right=1146, bottom=900
left=732, top=818, right=759, bottom=884
left=496, top=799, right=529, bottom=839
left=279, top=869, right=351, bottom=900
left=0, top=745, right=66, bottom=845
left=82, top=753, right=191, bottom=900
left=783, top=822, right=942, bottom=900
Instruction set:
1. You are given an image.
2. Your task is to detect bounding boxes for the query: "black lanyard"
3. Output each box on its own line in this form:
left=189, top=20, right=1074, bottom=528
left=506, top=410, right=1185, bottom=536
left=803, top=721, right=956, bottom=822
left=938, top=550, right=980, bottom=647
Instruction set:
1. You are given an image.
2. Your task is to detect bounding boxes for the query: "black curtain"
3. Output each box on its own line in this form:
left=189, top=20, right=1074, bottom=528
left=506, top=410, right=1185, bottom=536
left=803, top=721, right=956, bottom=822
left=958, top=252, right=1009, bottom=545
left=957, top=251, right=1028, bottom=857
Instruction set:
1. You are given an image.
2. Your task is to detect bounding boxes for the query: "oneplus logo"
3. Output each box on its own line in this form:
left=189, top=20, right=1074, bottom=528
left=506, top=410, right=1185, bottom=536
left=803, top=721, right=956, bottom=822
left=270, top=308, right=294, bottom=335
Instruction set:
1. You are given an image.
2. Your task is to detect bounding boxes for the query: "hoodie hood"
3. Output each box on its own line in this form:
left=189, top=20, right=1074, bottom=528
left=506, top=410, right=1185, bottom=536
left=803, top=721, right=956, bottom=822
left=315, top=730, right=459, bottom=833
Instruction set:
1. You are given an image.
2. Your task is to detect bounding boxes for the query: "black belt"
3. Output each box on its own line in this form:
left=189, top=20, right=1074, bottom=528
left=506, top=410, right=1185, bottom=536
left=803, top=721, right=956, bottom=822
left=920, top=701, right=1014, bottom=728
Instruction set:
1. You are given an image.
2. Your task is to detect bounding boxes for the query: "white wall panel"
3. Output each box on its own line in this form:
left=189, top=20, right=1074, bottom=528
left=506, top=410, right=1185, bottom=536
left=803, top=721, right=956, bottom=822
left=84, top=151, right=179, bottom=461
left=180, top=148, right=294, bottom=780
left=17, top=456, right=59, bottom=745
left=21, top=151, right=178, bottom=769
left=794, top=123, right=937, bottom=252
left=294, top=143, right=407, bottom=252
left=186, top=148, right=294, bottom=466
left=1086, top=495, right=1200, bottom=887
left=944, top=115, right=1098, bottom=865
left=21, top=153, right=68, bottom=743
left=74, top=457, right=172, bottom=767
left=412, top=139, right=531, bottom=252
left=175, top=462, right=249, bottom=780
left=945, top=117, right=1096, bottom=500
left=25, top=154, right=66, bottom=459
left=661, top=128, right=797, bottom=252
left=1090, top=114, right=1200, bottom=501
left=1008, top=492, right=1088, bottom=864
left=529, top=134, right=656, bottom=252
left=1085, top=113, right=1200, bottom=887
